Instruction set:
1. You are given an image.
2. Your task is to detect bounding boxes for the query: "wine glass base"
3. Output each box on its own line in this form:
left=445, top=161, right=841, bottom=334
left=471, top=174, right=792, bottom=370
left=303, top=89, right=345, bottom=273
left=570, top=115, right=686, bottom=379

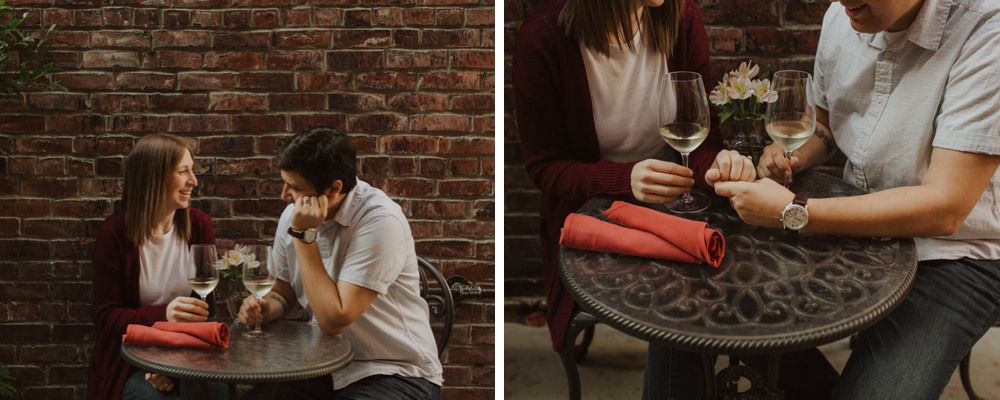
left=242, top=329, right=271, bottom=338
left=664, top=192, right=711, bottom=214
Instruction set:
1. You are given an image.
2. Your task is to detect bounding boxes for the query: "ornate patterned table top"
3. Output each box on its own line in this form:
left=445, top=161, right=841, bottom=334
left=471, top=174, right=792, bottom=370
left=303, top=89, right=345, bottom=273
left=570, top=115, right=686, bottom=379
left=560, top=171, right=918, bottom=355
left=121, top=319, right=353, bottom=383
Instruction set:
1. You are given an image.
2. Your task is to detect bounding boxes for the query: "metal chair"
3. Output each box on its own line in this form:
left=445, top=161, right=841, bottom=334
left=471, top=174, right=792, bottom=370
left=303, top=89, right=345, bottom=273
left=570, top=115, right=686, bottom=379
left=417, top=257, right=454, bottom=355
left=559, top=311, right=598, bottom=400
left=959, top=318, right=1000, bottom=400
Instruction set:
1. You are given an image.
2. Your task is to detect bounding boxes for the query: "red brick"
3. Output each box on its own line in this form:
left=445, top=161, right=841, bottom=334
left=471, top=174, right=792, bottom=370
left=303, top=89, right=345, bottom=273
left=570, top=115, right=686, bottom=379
left=371, top=8, right=402, bottom=26
left=238, top=72, right=294, bottom=90
left=439, top=179, right=492, bottom=197
left=51, top=72, right=114, bottom=90
left=212, top=218, right=262, bottom=237
left=411, top=114, right=468, bottom=133
left=20, top=345, right=80, bottom=362
left=191, top=10, right=222, bottom=27
left=266, top=50, right=324, bottom=70
left=46, top=30, right=89, bottom=48
left=109, top=115, right=170, bottom=133
left=178, top=72, right=239, bottom=90
left=409, top=200, right=466, bottom=218
left=344, top=9, right=372, bottom=27
left=419, top=72, right=479, bottom=90
left=47, top=115, right=106, bottom=133
left=348, top=113, right=407, bottom=133
left=79, top=178, right=123, bottom=196
left=746, top=27, right=821, bottom=55
left=314, top=8, right=343, bottom=26
left=0, top=240, right=50, bottom=259
left=386, top=50, right=447, bottom=69
left=0, top=219, right=19, bottom=237
left=0, top=115, right=45, bottom=132
left=466, top=8, right=492, bottom=26
left=422, top=29, right=479, bottom=47
left=335, top=30, right=391, bottom=48
left=356, top=72, right=415, bottom=90
left=326, top=50, right=383, bottom=69
left=289, top=114, right=348, bottom=132
left=223, top=10, right=251, bottom=28
left=74, top=136, right=133, bottom=156
left=91, top=31, right=148, bottom=48
left=231, top=115, right=287, bottom=133
left=208, top=93, right=268, bottom=111
left=405, top=8, right=434, bottom=26
left=102, top=7, right=131, bottom=27
left=170, top=114, right=229, bottom=133
left=700, top=0, right=780, bottom=25
left=282, top=8, right=311, bottom=26
left=266, top=93, right=324, bottom=111
left=43, top=8, right=72, bottom=25
left=0, top=324, right=50, bottom=342
left=787, top=1, right=831, bottom=24
left=115, top=71, right=176, bottom=90
left=436, top=8, right=463, bottom=26
left=15, top=137, right=73, bottom=154
left=449, top=158, right=479, bottom=176
left=213, top=32, right=270, bottom=48
left=329, top=93, right=383, bottom=110
left=175, top=0, right=230, bottom=7
left=204, top=51, right=263, bottom=69
left=378, top=135, right=440, bottom=153
left=415, top=239, right=474, bottom=258
left=27, top=93, right=86, bottom=110
left=451, top=94, right=492, bottom=111
left=133, top=8, right=161, bottom=28
left=53, top=200, right=113, bottom=218
left=163, top=9, right=192, bottom=27
left=24, top=220, right=83, bottom=238
left=251, top=9, right=280, bottom=28
left=152, top=30, right=212, bottom=47
left=37, top=157, right=64, bottom=175
left=387, top=93, right=448, bottom=112
left=150, top=94, right=208, bottom=111
left=421, top=158, right=447, bottom=176
left=297, top=72, right=351, bottom=90
left=199, top=136, right=256, bottom=155
left=91, top=94, right=148, bottom=112
left=0, top=200, right=50, bottom=217
left=443, top=220, right=492, bottom=238
left=451, top=50, right=493, bottom=69
left=378, top=178, right=434, bottom=197
left=21, top=178, right=78, bottom=198
left=274, top=30, right=332, bottom=48
left=73, top=9, right=103, bottom=27
left=82, top=50, right=140, bottom=68
left=390, top=157, right=418, bottom=175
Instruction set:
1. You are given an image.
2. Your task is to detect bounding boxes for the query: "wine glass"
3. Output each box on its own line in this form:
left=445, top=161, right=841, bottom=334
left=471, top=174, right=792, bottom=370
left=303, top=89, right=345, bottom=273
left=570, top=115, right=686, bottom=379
left=187, top=244, right=219, bottom=303
left=765, top=70, right=816, bottom=187
left=242, top=245, right=275, bottom=338
left=658, top=71, right=712, bottom=213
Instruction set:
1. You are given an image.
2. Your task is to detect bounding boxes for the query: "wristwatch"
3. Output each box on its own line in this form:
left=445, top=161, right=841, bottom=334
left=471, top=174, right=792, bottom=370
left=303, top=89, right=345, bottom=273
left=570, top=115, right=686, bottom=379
left=780, top=193, right=809, bottom=232
left=287, top=226, right=317, bottom=244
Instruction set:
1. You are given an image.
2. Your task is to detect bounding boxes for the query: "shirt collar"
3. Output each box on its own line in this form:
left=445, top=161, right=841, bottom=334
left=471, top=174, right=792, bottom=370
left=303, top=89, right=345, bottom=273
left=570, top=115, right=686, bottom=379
left=328, top=183, right=360, bottom=228
left=855, top=0, right=949, bottom=51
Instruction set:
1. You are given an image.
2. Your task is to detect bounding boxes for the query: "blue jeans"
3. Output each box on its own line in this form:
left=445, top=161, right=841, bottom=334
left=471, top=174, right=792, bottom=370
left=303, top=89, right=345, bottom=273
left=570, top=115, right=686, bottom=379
left=642, top=345, right=838, bottom=400
left=833, top=258, right=1000, bottom=400
left=242, top=374, right=440, bottom=400
left=120, top=369, right=229, bottom=400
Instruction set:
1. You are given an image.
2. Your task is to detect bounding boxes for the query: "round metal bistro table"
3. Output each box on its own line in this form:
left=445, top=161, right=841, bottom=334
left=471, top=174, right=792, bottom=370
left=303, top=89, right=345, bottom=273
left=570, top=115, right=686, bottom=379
left=559, top=171, right=918, bottom=399
left=121, top=319, right=353, bottom=400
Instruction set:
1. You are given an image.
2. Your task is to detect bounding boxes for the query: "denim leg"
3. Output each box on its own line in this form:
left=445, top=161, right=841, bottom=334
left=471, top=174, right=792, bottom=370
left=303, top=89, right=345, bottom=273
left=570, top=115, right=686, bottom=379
left=121, top=370, right=181, bottom=400
left=333, top=375, right=440, bottom=400
left=642, top=341, right=704, bottom=400
left=833, top=258, right=1000, bottom=400
left=242, top=375, right=333, bottom=400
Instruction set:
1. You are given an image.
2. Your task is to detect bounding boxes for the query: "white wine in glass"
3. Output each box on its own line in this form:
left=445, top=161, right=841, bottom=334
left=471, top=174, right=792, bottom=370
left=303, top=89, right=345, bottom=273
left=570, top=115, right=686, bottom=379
left=765, top=70, right=816, bottom=187
left=187, top=244, right=219, bottom=303
left=242, top=245, right=275, bottom=338
left=659, top=71, right=711, bottom=213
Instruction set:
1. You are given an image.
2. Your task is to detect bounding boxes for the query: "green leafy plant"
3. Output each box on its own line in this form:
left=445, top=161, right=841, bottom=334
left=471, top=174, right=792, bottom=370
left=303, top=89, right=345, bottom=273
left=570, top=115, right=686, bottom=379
left=0, top=0, right=64, bottom=95
left=0, top=362, right=14, bottom=399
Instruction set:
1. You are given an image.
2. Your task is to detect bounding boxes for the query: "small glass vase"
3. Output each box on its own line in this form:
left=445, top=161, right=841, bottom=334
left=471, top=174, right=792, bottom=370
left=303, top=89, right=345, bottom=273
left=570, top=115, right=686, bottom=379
left=216, top=278, right=247, bottom=323
left=724, top=117, right=767, bottom=167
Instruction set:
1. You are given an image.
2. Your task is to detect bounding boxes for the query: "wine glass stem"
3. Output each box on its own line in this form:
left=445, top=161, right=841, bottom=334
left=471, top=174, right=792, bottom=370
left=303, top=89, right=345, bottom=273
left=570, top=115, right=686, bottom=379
left=680, top=153, right=694, bottom=203
left=255, top=296, right=263, bottom=332
left=783, top=151, right=793, bottom=187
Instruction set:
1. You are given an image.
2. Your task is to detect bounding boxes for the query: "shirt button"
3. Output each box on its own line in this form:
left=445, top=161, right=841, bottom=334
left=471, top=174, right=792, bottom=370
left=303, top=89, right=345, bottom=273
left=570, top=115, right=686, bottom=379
left=882, top=51, right=893, bottom=59
left=875, top=95, right=885, bottom=103
left=855, top=179, right=865, bottom=188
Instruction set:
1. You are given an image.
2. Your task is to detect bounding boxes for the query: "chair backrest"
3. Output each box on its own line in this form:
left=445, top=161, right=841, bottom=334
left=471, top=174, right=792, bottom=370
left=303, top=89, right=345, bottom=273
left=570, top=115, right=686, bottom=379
left=417, top=257, right=454, bottom=356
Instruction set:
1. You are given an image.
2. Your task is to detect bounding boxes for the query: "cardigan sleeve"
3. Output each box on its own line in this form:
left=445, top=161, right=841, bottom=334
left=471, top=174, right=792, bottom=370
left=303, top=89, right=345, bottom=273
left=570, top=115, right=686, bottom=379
left=675, top=0, right=726, bottom=189
left=91, top=214, right=167, bottom=337
left=513, top=6, right=638, bottom=204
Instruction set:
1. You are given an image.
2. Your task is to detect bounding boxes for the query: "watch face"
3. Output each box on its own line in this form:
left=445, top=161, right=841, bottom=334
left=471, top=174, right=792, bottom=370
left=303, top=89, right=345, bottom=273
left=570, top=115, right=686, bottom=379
left=783, top=206, right=809, bottom=230
left=303, top=229, right=317, bottom=243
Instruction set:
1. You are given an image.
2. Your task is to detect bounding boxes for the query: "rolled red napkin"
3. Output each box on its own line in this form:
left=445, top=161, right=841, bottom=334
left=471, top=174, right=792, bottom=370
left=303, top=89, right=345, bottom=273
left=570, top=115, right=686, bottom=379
left=603, top=200, right=724, bottom=267
left=122, top=321, right=230, bottom=349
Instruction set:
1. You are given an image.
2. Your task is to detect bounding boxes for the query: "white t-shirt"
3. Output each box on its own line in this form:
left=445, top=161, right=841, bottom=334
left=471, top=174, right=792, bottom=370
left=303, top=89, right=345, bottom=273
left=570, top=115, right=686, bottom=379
left=815, top=0, right=1000, bottom=260
left=139, top=225, right=193, bottom=306
left=270, top=180, right=443, bottom=389
left=580, top=29, right=675, bottom=164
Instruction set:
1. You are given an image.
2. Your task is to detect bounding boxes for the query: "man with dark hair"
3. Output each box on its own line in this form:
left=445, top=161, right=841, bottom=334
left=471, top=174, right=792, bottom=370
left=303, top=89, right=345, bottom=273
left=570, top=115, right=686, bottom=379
left=240, top=127, right=443, bottom=400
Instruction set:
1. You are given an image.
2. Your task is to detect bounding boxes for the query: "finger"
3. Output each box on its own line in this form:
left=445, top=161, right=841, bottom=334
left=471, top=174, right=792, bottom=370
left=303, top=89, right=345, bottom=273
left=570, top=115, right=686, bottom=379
left=646, top=160, right=694, bottom=177
left=705, top=169, right=720, bottom=187
left=713, top=181, right=741, bottom=198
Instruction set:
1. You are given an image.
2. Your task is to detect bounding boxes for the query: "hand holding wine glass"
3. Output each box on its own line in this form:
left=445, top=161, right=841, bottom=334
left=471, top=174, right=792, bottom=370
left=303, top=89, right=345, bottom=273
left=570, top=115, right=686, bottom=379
left=187, top=244, right=219, bottom=303
left=242, top=245, right=275, bottom=338
left=765, top=70, right=816, bottom=187
left=658, top=71, right=712, bottom=213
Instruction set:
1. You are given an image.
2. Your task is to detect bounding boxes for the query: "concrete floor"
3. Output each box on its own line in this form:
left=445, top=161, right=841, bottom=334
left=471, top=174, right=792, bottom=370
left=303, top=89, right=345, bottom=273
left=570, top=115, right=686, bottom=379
left=504, top=321, right=1000, bottom=399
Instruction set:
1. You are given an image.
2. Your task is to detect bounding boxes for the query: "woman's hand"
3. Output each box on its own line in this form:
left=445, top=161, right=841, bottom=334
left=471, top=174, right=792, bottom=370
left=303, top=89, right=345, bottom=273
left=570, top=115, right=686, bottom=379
left=757, top=144, right=801, bottom=182
left=165, top=297, right=209, bottom=322
left=705, top=150, right=756, bottom=187
left=630, top=159, right=695, bottom=203
left=145, top=373, right=175, bottom=392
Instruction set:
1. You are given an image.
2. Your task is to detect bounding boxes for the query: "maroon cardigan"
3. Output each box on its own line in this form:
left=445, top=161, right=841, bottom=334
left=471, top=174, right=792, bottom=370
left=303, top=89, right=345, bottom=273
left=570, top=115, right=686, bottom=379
left=513, top=0, right=723, bottom=350
left=87, top=208, right=214, bottom=400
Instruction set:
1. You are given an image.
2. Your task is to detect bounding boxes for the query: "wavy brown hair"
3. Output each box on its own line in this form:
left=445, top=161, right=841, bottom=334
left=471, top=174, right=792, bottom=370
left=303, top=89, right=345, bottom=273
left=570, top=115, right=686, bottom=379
left=122, top=134, right=194, bottom=246
left=558, top=0, right=684, bottom=57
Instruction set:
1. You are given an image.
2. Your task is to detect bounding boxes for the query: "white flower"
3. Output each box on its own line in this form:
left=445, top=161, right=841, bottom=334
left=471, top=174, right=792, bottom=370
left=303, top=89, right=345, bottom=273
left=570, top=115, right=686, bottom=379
left=728, top=76, right=753, bottom=100
left=733, top=61, right=759, bottom=80
left=709, top=85, right=730, bottom=105
left=752, top=79, right=777, bottom=103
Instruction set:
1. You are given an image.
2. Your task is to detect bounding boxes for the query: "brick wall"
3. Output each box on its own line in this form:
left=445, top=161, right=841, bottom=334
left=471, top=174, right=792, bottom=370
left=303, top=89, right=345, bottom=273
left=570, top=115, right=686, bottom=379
left=0, top=1, right=495, bottom=399
left=503, top=0, right=844, bottom=317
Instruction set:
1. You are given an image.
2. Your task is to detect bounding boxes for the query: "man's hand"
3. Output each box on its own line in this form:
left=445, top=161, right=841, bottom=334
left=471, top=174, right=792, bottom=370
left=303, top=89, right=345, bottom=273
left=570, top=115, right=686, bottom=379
left=630, top=159, right=695, bottom=203
left=705, top=149, right=757, bottom=187
left=165, top=297, right=209, bottom=322
left=291, top=194, right=328, bottom=231
left=237, top=294, right=271, bottom=326
left=714, top=178, right=795, bottom=228
left=756, top=144, right=801, bottom=183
